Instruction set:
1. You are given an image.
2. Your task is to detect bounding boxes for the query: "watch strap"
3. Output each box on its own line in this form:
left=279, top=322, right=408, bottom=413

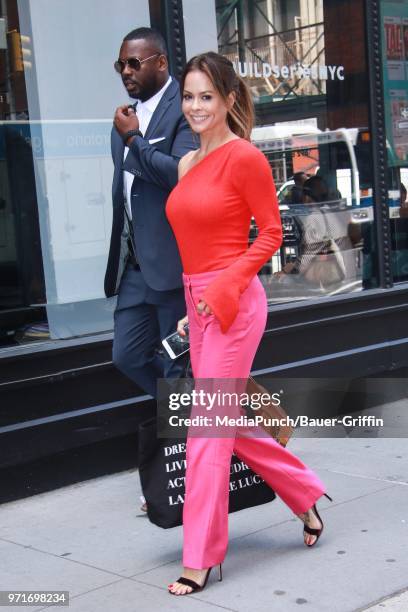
left=122, top=129, right=142, bottom=143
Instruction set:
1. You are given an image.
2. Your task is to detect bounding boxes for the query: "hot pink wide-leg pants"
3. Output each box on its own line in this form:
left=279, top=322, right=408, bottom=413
left=182, top=270, right=327, bottom=569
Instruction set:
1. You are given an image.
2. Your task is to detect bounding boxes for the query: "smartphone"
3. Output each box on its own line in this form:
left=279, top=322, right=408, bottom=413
left=162, top=324, right=190, bottom=360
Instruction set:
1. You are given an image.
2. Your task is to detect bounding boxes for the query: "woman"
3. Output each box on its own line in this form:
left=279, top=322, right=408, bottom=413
left=165, top=51, right=332, bottom=596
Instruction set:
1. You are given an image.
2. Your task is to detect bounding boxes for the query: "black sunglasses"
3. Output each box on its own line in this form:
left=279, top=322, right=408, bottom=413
left=114, top=52, right=160, bottom=73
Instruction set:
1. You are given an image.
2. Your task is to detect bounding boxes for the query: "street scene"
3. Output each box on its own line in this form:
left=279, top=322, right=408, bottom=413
left=0, top=1, right=407, bottom=610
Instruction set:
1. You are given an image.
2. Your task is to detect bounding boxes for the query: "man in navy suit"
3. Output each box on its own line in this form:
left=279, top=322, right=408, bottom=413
left=105, top=27, right=196, bottom=402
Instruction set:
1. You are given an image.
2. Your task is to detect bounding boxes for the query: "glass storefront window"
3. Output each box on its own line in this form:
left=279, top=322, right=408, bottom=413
left=252, top=128, right=372, bottom=300
left=380, top=0, right=408, bottom=283
left=0, top=0, right=150, bottom=346
left=1, top=0, right=404, bottom=348
left=186, top=0, right=380, bottom=302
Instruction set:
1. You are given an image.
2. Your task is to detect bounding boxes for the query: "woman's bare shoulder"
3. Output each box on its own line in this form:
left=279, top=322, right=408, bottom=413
left=178, top=149, right=198, bottom=180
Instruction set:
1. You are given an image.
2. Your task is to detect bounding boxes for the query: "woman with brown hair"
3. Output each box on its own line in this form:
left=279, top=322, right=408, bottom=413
left=165, top=51, right=332, bottom=596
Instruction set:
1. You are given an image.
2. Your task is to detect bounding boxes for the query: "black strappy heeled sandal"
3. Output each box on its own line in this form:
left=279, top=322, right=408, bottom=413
left=303, top=493, right=333, bottom=548
left=168, top=564, right=223, bottom=595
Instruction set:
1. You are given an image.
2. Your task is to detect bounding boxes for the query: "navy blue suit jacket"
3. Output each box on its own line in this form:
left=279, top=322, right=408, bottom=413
left=104, top=78, right=196, bottom=297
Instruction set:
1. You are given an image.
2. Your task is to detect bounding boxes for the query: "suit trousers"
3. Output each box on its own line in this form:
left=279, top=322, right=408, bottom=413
left=113, top=261, right=187, bottom=398
left=181, top=269, right=327, bottom=569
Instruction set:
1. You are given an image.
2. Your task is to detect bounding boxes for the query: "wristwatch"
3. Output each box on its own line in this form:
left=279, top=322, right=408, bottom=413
left=122, top=129, right=143, bottom=144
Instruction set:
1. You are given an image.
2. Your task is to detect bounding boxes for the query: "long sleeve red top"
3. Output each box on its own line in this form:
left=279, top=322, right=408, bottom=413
left=166, top=138, right=283, bottom=333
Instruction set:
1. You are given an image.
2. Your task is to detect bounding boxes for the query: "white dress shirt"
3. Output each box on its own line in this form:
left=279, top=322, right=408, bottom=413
left=123, top=76, right=172, bottom=220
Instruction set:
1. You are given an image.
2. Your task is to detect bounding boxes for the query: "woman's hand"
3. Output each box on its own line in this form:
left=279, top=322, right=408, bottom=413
left=197, top=300, right=213, bottom=316
left=177, top=316, right=189, bottom=336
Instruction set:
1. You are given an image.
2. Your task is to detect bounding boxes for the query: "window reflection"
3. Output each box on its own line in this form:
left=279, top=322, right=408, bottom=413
left=250, top=127, right=376, bottom=300
left=0, top=0, right=150, bottom=347
left=215, top=0, right=377, bottom=302
left=380, top=0, right=408, bottom=284
left=0, top=0, right=47, bottom=347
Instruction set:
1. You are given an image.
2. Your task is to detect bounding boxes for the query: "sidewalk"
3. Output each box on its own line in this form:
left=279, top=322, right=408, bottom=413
left=1, top=426, right=407, bottom=611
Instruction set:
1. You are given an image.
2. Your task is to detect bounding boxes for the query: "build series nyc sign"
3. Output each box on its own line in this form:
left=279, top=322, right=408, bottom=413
left=232, top=61, right=345, bottom=81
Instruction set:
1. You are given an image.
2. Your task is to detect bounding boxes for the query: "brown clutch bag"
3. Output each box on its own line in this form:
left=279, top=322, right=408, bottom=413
left=246, top=377, right=294, bottom=447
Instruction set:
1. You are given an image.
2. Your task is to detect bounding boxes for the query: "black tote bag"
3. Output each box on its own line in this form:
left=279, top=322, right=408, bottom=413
left=138, top=417, right=276, bottom=529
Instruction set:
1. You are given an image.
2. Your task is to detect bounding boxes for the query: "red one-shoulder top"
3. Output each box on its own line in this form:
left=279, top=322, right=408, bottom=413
left=166, top=138, right=283, bottom=333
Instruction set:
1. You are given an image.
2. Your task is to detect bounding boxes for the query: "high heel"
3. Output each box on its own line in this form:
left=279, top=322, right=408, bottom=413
left=303, top=493, right=333, bottom=548
left=168, top=564, right=223, bottom=595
